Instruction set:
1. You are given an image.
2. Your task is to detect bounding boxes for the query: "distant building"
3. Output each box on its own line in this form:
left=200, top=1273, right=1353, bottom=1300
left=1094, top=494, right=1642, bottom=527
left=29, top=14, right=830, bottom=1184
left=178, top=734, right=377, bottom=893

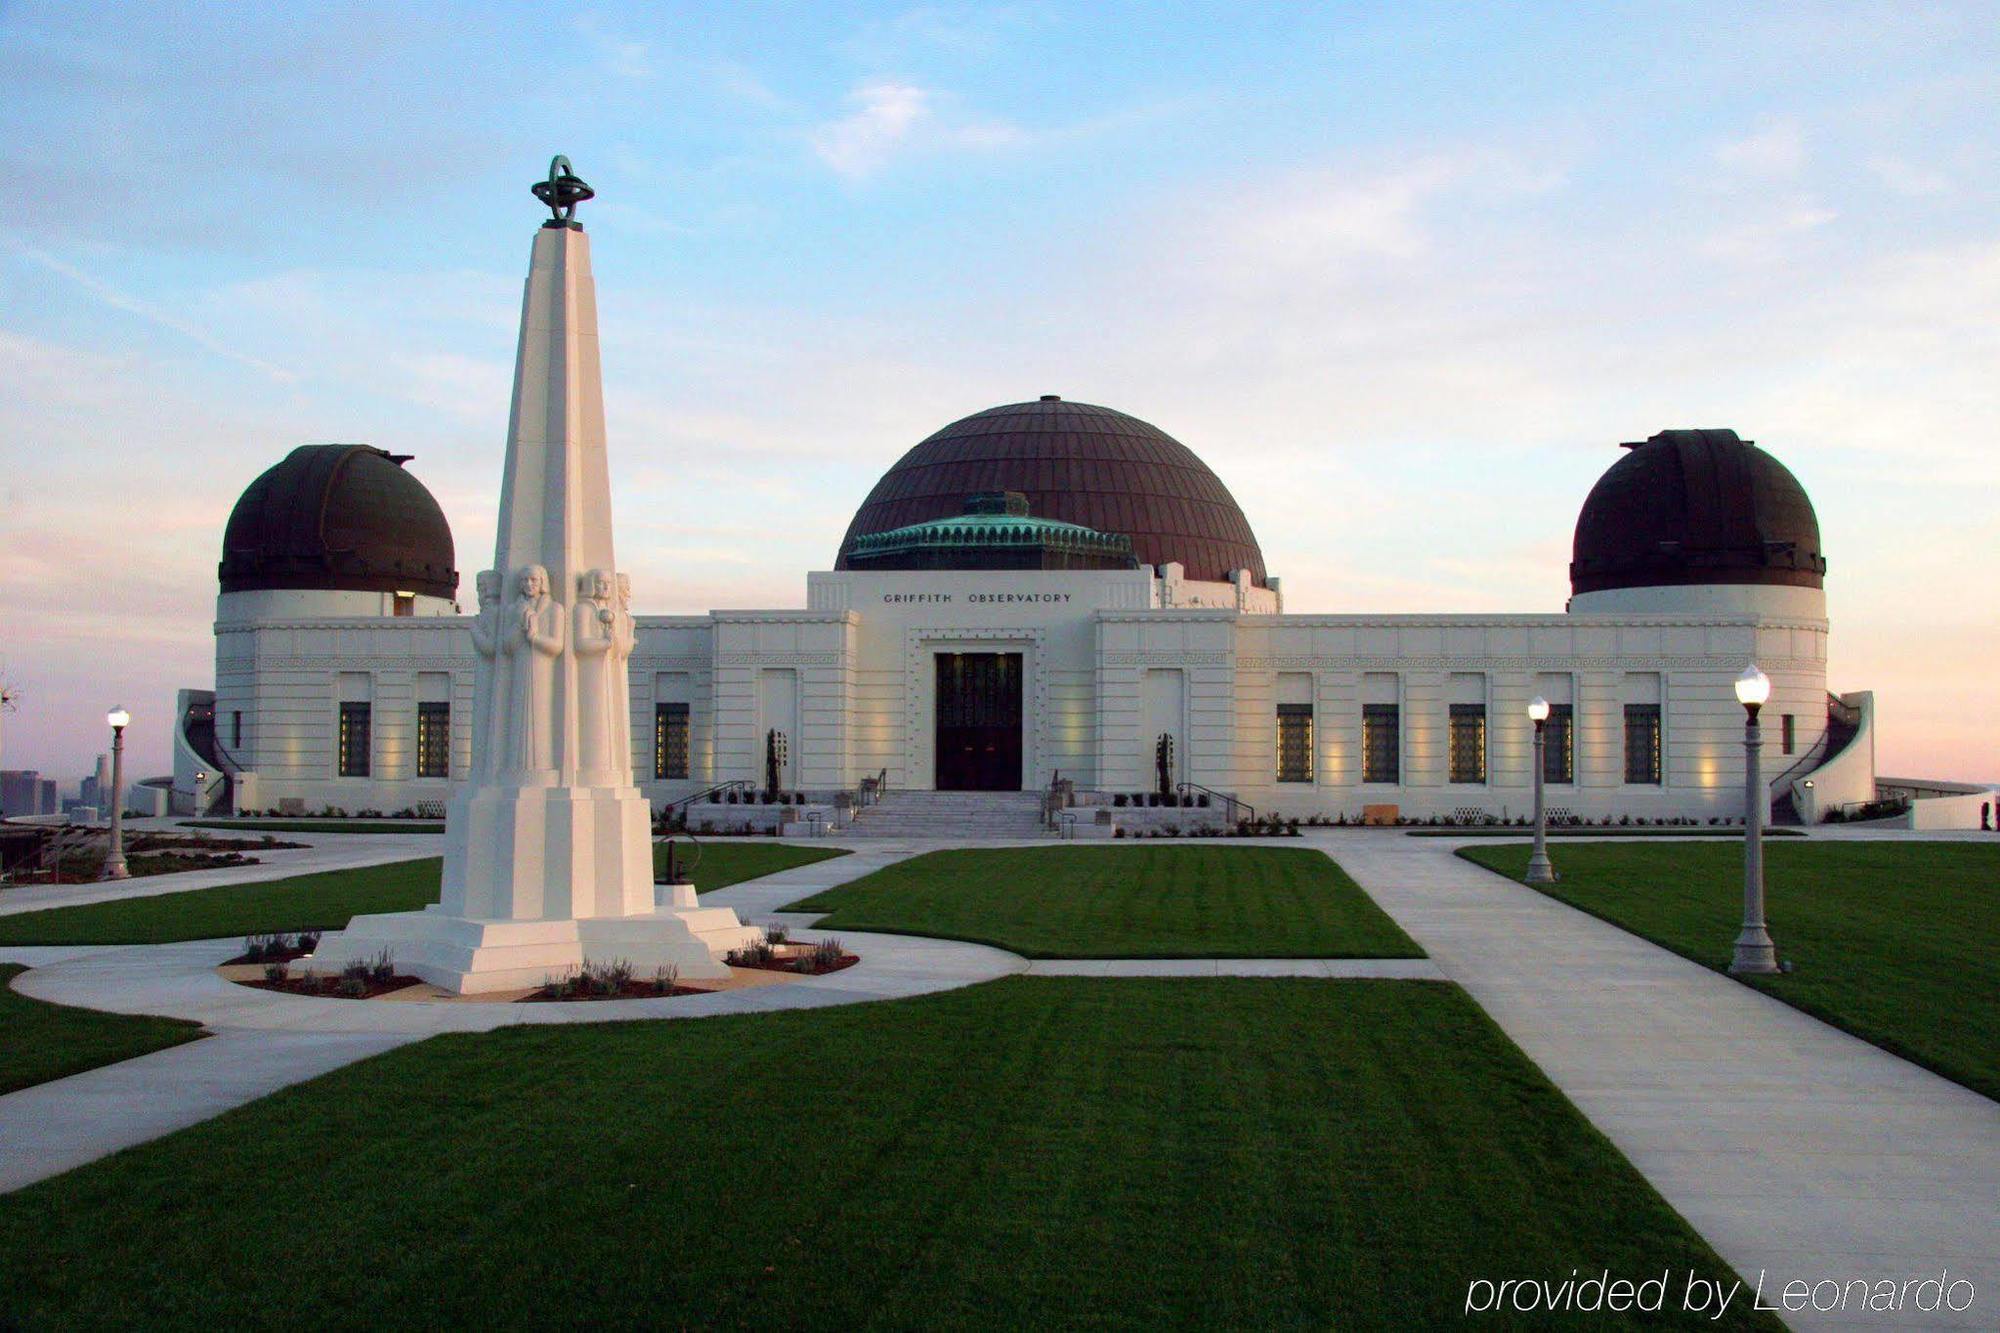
left=0, top=771, right=59, bottom=818
left=174, top=402, right=1945, bottom=825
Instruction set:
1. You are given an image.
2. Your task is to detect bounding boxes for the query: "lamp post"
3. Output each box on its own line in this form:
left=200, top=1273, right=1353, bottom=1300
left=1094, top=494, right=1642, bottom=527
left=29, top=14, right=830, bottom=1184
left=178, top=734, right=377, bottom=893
left=103, top=706, right=131, bottom=881
left=1729, top=666, right=1777, bottom=974
left=1525, top=696, right=1555, bottom=884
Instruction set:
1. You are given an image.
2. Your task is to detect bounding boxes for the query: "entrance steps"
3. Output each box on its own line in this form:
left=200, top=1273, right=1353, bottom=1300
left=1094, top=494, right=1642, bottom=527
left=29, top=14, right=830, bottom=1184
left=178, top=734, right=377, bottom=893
left=843, top=790, right=1048, bottom=839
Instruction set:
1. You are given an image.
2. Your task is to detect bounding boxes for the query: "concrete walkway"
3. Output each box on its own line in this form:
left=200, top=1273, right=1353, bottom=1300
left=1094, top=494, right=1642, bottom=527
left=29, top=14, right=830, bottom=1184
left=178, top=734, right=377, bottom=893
left=1317, top=831, right=1999, bottom=1330
left=0, top=825, right=442, bottom=918
left=0, top=842, right=1031, bottom=1192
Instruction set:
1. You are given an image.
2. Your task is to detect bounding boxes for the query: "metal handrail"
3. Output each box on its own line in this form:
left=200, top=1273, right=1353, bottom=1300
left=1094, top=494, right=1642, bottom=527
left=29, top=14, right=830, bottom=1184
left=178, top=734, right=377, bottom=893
left=1175, top=781, right=1254, bottom=824
left=660, top=779, right=754, bottom=821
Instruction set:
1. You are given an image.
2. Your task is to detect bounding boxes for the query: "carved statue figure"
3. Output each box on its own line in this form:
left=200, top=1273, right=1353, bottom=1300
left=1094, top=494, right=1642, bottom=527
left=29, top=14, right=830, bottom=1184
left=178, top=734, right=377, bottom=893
left=613, top=573, right=636, bottom=774
left=503, top=564, right=564, bottom=774
left=573, top=567, right=632, bottom=777
left=467, top=570, right=505, bottom=779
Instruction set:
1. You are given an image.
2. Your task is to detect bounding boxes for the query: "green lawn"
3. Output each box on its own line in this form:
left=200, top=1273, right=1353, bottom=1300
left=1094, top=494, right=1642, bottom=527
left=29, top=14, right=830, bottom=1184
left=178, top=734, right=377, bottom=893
left=783, top=845, right=1422, bottom=958
left=1460, top=841, right=2000, bottom=1101
left=0, top=977, right=1772, bottom=1328
left=0, top=963, right=204, bottom=1096
left=0, top=844, right=847, bottom=947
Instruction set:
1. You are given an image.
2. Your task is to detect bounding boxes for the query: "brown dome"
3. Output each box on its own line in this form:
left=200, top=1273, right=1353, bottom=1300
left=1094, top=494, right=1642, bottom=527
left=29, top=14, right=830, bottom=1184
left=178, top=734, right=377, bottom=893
left=1570, top=429, right=1824, bottom=597
left=220, top=444, right=458, bottom=599
left=837, top=398, right=1267, bottom=584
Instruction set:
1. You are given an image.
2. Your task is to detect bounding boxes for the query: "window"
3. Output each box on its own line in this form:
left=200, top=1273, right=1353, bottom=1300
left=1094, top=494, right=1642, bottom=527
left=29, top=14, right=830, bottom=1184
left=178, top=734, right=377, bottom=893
left=1623, top=704, right=1661, bottom=785
left=231, top=710, right=242, bottom=750
left=393, top=592, right=415, bottom=617
left=416, top=702, right=450, bottom=779
left=1276, top=704, right=1313, bottom=783
left=1362, top=704, right=1400, bottom=784
left=1543, top=704, right=1574, bottom=784
left=1781, top=713, right=1795, bottom=755
left=1449, top=704, right=1487, bottom=784
left=655, top=702, right=690, bottom=780
left=337, top=702, right=372, bottom=777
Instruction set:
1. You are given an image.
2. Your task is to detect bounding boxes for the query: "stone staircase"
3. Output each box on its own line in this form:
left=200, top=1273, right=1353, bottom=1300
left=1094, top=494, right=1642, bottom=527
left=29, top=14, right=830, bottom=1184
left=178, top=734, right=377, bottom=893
left=842, top=790, right=1050, bottom=839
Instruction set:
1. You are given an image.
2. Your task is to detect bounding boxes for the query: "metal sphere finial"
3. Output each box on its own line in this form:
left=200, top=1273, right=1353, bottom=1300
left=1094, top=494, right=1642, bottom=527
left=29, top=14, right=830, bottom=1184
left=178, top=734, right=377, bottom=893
left=531, top=155, right=594, bottom=229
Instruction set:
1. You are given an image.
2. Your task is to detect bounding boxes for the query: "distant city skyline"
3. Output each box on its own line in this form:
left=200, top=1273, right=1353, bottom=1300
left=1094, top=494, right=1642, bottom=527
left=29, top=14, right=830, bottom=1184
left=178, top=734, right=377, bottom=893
left=2, top=2, right=1995, bottom=782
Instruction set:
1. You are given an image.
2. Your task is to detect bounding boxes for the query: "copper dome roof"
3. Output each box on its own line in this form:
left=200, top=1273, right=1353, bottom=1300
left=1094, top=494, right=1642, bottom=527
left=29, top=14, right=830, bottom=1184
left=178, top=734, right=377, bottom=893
left=220, top=444, right=458, bottom=599
left=837, top=398, right=1267, bottom=584
left=1570, top=429, right=1824, bottom=597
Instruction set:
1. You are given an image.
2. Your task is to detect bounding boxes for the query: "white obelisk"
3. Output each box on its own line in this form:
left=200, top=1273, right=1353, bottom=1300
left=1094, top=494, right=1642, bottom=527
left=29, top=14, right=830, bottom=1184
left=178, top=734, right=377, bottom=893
left=296, top=159, right=756, bottom=993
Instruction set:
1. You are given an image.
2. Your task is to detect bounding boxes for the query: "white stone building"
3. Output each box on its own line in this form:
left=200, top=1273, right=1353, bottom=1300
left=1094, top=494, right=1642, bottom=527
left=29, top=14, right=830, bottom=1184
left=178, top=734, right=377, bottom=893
left=179, top=401, right=1890, bottom=828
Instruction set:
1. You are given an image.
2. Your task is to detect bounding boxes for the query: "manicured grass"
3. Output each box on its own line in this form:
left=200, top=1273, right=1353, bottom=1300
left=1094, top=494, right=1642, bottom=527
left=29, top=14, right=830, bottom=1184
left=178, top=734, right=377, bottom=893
left=1460, top=841, right=2000, bottom=1101
left=0, top=845, right=847, bottom=947
left=0, top=978, right=1772, bottom=1328
left=1408, top=826, right=1804, bottom=838
left=784, top=845, right=1422, bottom=958
left=0, top=963, right=204, bottom=1096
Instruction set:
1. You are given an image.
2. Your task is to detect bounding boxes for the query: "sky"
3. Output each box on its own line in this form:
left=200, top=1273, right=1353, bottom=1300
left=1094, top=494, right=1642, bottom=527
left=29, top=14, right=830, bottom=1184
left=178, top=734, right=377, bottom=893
left=1, top=1, right=1995, bottom=783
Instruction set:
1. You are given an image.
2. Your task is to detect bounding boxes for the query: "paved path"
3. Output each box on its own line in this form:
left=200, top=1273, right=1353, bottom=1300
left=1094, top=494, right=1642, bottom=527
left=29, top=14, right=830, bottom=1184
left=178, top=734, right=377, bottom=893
left=0, top=826, right=442, bottom=918
left=1315, top=831, right=1999, bottom=1330
left=0, top=1030, right=419, bottom=1194
left=0, top=842, right=1030, bottom=1192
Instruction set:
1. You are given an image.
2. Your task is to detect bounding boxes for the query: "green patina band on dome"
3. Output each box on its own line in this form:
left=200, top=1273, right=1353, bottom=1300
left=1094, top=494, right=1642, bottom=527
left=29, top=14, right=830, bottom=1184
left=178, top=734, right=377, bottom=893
left=846, top=491, right=1138, bottom=573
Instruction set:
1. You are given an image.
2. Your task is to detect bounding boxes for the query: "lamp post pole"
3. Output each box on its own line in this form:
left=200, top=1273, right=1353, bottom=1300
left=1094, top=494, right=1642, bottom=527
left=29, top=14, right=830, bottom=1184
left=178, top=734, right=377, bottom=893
left=1525, top=696, right=1555, bottom=884
left=103, top=707, right=131, bottom=881
left=1730, top=667, right=1777, bottom=974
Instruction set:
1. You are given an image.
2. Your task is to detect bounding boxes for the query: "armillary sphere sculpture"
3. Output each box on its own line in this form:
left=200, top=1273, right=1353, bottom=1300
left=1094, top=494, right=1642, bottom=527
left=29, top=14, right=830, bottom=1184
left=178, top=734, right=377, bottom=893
left=532, top=155, right=594, bottom=228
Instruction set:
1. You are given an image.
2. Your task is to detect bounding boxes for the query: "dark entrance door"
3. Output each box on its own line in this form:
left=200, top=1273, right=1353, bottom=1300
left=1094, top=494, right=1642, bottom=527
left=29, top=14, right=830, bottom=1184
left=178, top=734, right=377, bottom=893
left=934, top=652, right=1023, bottom=791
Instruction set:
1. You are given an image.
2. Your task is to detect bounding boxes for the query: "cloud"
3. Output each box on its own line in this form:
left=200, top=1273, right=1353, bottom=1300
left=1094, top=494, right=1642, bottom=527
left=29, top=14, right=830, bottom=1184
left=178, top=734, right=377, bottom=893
left=810, top=79, right=935, bottom=178
left=1697, top=200, right=1838, bottom=262
left=1865, top=155, right=1952, bottom=196
left=12, top=245, right=299, bottom=383
left=1714, top=119, right=1807, bottom=177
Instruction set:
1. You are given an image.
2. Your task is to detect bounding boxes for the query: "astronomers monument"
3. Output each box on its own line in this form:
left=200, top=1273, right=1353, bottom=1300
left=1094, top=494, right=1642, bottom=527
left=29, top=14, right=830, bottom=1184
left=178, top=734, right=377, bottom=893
left=295, top=159, right=756, bottom=992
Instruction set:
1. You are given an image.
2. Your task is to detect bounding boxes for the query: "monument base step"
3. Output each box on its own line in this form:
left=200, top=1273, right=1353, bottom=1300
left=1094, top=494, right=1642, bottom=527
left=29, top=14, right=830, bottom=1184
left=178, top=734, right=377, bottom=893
left=291, top=905, right=761, bottom=995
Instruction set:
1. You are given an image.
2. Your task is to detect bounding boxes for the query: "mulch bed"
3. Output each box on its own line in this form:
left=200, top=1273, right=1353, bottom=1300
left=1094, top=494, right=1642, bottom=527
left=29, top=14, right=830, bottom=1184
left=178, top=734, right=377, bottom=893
left=241, top=974, right=427, bottom=1000
left=222, top=946, right=315, bottom=967
left=520, top=981, right=719, bottom=1003
left=732, top=951, right=859, bottom=977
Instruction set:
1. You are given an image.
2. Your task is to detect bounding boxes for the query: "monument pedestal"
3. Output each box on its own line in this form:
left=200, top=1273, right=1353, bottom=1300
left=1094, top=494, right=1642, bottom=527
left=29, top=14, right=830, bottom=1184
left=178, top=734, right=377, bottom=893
left=297, top=905, right=761, bottom=995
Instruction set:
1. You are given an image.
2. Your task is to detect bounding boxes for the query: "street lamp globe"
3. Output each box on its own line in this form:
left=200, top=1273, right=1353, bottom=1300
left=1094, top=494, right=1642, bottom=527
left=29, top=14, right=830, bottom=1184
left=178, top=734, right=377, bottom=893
left=107, top=705, right=131, bottom=731
left=1527, top=696, right=1550, bottom=723
left=1734, top=665, right=1771, bottom=710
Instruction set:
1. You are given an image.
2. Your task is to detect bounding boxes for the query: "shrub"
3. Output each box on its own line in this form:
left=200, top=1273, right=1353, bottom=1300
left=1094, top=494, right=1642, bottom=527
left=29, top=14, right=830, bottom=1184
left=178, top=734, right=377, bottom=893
left=810, top=937, right=844, bottom=970
left=764, top=922, right=791, bottom=946
left=341, top=960, right=371, bottom=984
left=726, top=938, right=777, bottom=968
left=369, top=949, right=395, bottom=984
left=263, top=961, right=287, bottom=983
left=336, top=975, right=368, bottom=998
left=653, top=965, right=680, bottom=995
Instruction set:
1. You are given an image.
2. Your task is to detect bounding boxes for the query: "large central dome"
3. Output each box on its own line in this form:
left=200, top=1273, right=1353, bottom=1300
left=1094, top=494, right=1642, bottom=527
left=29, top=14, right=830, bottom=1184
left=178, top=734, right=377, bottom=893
left=836, top=397, right=1267, bottom=584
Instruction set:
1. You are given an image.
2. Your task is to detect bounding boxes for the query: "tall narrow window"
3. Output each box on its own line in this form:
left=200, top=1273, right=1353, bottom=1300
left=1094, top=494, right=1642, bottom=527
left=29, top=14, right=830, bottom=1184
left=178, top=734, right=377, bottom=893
left=1362, top=704, right=1400, bottom=784
left=337, top=702, right=372, bottom=778
left=393, top=592, right=415, bottom=617
left=231, top=710, right=242, bottom=749
left=1449, top=704, right=1487, bottom=784
left=1781, top=713, right=1795, bottom=755
left=655, top=702, right=690, bottom=780
left=1623, top=704, right=1662, bottom=785
left=1276, top=704, right=1313, bottom=783
left=416, top=702, right=450, bottom=779
left=1544, top=704, right=1574, bottom=784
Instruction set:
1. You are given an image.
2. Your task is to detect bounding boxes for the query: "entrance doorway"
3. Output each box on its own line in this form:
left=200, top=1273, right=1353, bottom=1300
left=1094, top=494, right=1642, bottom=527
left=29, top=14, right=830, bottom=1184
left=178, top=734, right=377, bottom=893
left=934, top=652, right=1023, bottom=790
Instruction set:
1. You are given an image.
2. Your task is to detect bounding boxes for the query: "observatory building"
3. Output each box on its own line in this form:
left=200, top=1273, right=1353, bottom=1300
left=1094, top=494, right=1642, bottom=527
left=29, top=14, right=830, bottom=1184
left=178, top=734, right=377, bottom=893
left=175, top=398, right=1888, bottom=831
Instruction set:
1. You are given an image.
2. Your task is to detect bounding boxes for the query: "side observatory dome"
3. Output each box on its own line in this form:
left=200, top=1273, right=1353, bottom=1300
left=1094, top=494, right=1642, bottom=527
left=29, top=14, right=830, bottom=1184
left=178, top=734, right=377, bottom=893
left=1570, top=429, right=1823, bottom=609
left=837, top=397, right=1267, bottom=585
left=219, top=445, right=458, bottom=600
